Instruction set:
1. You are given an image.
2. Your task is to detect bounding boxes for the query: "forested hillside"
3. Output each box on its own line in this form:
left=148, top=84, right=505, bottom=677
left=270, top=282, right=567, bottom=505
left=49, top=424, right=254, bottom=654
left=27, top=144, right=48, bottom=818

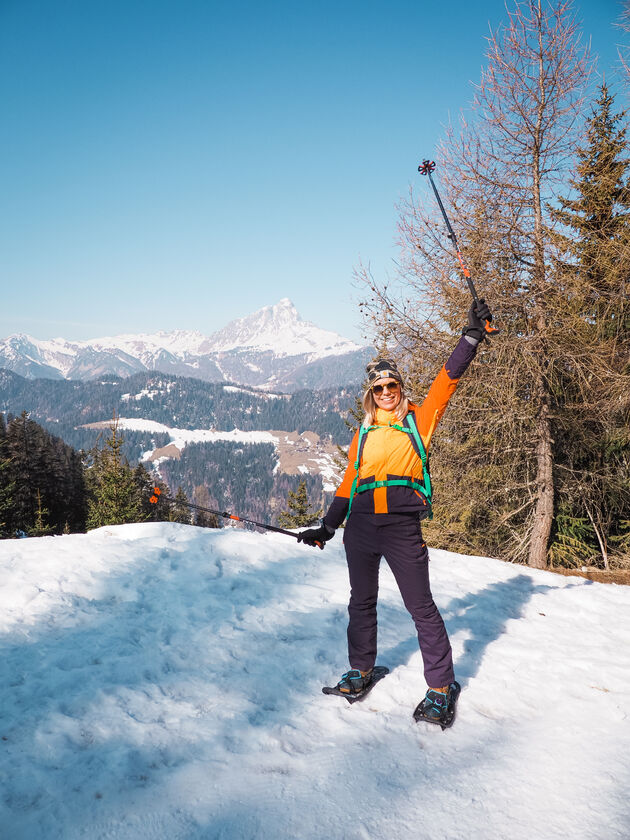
left=0, top=370, right=353, bottom=534
left=158, top=442, right=332, bottom=524
left=0, top=369, right=355, bottom=463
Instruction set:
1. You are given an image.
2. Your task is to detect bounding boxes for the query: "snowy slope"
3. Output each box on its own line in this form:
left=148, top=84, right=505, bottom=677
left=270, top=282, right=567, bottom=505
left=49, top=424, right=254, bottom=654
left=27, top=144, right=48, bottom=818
left=0, top=523, right=628, bottom=840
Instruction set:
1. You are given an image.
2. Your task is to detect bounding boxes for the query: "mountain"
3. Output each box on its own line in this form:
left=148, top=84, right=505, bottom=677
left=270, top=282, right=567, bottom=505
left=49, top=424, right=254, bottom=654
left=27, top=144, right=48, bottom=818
left=0, top=299, right=374, bottom=391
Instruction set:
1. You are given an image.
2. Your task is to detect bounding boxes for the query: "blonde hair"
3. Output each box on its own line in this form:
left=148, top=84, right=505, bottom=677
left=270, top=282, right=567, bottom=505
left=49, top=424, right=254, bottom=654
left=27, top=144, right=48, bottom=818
left=362, top=387, right=409, bottom=427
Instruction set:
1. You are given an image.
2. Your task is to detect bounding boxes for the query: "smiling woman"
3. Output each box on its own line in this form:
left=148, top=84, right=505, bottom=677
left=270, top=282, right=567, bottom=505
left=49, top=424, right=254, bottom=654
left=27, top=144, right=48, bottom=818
left=297, top=299, right=495, bottom=727
left=363, top=359, right=407, bottom=422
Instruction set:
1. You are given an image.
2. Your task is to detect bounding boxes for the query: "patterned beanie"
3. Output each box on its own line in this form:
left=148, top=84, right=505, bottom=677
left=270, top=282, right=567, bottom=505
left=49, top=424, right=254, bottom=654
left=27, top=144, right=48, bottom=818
left=366, top=358, right=404, bottom=387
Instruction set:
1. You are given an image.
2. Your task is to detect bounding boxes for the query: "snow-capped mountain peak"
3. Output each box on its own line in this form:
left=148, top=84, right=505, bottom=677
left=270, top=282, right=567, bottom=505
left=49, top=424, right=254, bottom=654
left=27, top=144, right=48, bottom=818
left=204, top=298, right=361, bottom=358
left=0, top=301, right=373, bottom=389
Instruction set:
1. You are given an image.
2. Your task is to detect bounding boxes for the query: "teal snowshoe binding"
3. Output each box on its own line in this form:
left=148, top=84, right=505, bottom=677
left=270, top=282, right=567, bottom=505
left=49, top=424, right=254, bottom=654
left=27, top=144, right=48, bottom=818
left=413, top=681, right=461, bottom=730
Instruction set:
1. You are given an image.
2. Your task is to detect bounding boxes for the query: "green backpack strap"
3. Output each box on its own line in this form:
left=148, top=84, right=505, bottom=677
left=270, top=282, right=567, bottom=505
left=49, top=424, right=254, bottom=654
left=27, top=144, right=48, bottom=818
left=347, top=424, right=368, bottom=515
left=346, top=416, right=432, bottom=517
left=405, top=413, right=432, bottom=504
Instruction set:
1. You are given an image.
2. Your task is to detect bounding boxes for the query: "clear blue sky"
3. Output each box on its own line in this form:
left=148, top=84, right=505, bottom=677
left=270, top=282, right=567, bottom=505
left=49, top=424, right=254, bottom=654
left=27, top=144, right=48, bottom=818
left=0, top=0, right=625, bottom=343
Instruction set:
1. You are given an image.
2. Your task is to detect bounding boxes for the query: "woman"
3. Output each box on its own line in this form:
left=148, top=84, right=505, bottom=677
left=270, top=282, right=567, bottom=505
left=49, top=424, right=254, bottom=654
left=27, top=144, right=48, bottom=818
left=298, top=299, right=493, bottom=725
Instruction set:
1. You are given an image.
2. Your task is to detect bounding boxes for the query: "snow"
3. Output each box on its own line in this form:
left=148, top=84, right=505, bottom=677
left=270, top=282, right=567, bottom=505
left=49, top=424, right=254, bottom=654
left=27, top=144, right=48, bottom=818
left=87, top=418, right=279, bottom=449
left=0, top=523, right=628, bottom=840
left=191, top=298, right=361, bottom=359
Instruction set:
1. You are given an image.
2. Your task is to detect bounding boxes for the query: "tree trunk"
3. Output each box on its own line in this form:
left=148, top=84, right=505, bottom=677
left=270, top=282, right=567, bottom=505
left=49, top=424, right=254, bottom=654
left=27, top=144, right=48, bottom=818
left=528, top=17, right=554, bottom=570
left=528, top=398, right=554, bottom=568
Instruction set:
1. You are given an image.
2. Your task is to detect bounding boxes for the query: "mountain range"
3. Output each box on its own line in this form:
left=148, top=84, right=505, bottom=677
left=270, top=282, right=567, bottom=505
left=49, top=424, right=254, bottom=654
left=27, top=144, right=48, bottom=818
left=0, top=299, right=374, bottom=391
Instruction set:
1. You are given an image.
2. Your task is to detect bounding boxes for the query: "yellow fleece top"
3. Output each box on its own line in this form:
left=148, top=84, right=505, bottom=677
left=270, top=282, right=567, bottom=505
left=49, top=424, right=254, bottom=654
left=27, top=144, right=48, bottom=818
left=358, top=408, right=426, bottom=513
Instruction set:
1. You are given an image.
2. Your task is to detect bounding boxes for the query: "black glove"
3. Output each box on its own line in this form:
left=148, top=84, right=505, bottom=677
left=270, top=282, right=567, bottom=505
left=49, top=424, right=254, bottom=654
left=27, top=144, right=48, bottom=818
left=297, top=522, right=335, bottom=550
left=463, top=298, right=493, bottom=342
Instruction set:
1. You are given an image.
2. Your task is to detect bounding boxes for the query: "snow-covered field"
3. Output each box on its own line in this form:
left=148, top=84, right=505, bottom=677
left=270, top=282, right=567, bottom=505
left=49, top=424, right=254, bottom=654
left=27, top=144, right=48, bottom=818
left=0, top=523, right=628, bottom=840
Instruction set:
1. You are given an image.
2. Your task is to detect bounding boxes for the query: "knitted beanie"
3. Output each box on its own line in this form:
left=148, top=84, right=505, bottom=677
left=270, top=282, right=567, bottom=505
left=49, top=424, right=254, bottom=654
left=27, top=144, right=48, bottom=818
left=366, top=358, right=404, bottom=387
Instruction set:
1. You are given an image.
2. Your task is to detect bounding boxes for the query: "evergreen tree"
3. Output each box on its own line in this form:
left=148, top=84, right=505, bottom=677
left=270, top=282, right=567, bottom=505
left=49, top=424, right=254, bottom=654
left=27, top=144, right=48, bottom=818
left=29, top=489, right=54, bottom=537
left=86, top=415, right=143, bottom=529
left=8, top=411, right=39, bottom=532
left=277, top=480, right=322, bottom=528
left=0, top=415, right=15, bottom=537
left=549, top=84, right=630, bottom=568
left=134, top=464, right=170, bottom=522
left=2, top=411, right=86, bottom=537
left=169, top=486, right=192, bottom=524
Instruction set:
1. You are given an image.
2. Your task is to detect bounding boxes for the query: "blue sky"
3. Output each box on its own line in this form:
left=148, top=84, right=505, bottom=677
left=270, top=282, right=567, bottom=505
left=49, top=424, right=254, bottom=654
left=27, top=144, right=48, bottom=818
left=0, top=0, right=626, bottom=344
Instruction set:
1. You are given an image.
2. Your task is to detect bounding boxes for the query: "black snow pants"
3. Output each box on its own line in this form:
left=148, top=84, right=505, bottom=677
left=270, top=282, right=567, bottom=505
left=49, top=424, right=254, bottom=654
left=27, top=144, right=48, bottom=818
left=343, top=512, right=454, bottom=688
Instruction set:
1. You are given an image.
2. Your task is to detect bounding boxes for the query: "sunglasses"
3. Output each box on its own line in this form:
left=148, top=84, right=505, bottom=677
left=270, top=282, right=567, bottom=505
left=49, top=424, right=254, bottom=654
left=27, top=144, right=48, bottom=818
left=372, top=381, right=400, bottom=395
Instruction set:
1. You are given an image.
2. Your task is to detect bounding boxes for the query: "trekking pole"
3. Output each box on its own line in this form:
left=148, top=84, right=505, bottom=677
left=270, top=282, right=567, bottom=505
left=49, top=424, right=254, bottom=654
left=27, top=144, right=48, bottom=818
left=418, top=159, right=499, bottom=337
left=149, top=486, right=301, bottom=539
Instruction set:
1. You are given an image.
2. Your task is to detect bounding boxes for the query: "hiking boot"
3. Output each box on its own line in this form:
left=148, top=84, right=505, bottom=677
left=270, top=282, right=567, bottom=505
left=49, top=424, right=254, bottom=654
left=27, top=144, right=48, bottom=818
left=336, top=668, right=374, bottom=694
left=413, top=681, right=461, bottom=728
left=417, top=685, right=452, bottom=722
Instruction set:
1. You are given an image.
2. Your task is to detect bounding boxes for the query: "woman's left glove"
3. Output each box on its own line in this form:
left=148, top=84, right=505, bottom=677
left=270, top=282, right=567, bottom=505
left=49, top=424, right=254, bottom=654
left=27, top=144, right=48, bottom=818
left=297, top=522, right=335, bottom=550
left=463, top=298, right=493, bottom=342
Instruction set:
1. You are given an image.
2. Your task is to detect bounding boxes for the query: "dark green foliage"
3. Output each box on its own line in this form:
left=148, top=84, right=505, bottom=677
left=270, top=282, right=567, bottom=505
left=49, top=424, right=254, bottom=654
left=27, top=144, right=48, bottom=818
left=30, top=490, right=54, bottom=537
left=169, top=486, right=192, bottom=524
left=549, top=85, right=630, bottom=568
left=552, top=84, right=630, bottom=334
left=0, top=411, right=86, bottom=537
left=134, top=464, right=170, bottom=523
left=277, top=480, right=322, bottom=528
left=85, top=417, right=143, bottom=529
left=0, top=414, right=15, bottom=537
left=548, top=505, right=598, bottom=568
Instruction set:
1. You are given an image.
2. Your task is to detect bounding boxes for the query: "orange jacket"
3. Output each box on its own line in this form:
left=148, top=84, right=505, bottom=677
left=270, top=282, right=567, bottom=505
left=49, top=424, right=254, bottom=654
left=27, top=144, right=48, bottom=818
left=323, top=335, right=477, bottom=528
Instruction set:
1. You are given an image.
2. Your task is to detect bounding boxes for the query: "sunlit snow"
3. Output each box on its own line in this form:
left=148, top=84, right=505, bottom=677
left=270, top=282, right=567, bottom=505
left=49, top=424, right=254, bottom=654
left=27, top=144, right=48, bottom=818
left=0, top=523, right=628, bottom=839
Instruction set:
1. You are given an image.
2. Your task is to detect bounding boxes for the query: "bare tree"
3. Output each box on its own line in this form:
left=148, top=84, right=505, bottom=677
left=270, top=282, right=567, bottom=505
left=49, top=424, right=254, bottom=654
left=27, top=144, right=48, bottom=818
left=359, top=0, right=592, bottom=568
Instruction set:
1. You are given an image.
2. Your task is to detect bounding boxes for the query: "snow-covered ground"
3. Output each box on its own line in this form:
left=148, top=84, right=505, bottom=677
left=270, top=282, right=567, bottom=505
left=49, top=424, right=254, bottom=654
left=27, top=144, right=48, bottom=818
left=0, top=523, right=628, bottom=840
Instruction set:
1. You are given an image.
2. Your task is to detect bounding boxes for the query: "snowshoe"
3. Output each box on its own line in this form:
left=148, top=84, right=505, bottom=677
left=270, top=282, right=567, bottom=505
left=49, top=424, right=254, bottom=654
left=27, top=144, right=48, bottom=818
left=322, top=666, right=389, bottom=704
left=413, top=681, right=461, bottom=730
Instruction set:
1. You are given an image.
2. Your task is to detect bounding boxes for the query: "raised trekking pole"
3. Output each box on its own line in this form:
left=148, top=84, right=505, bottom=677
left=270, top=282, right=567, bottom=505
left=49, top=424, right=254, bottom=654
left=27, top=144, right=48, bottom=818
left=418, top=159, right=499, bottom=337
left=149, top=486, right=320, bottom=542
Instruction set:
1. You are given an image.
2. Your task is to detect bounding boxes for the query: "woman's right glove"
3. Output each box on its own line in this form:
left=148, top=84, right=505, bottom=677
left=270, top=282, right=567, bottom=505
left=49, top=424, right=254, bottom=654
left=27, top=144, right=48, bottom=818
left=297, top=522, right=335, bottom=550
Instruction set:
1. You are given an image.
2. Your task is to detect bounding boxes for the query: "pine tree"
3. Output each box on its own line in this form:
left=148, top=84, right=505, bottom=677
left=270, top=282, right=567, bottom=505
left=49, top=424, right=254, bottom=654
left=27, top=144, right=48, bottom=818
left=8, top=411, right=39, bottom=533
left=86, top=415, right=143, bottom=529
left=277, top=480, right=322, bottom=528
left=169, top=486, right=192, bottom=524
left=549, top=84, right=630, bottom=568
left=29, top=489, right=54, bottom=537
left=0, top=414, right=15, bottom=538
left=552, top=84, right=630, bottom=334
left=1, top=412, right=87, bottom=537
left=134, top=464, right=170, bottom=522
